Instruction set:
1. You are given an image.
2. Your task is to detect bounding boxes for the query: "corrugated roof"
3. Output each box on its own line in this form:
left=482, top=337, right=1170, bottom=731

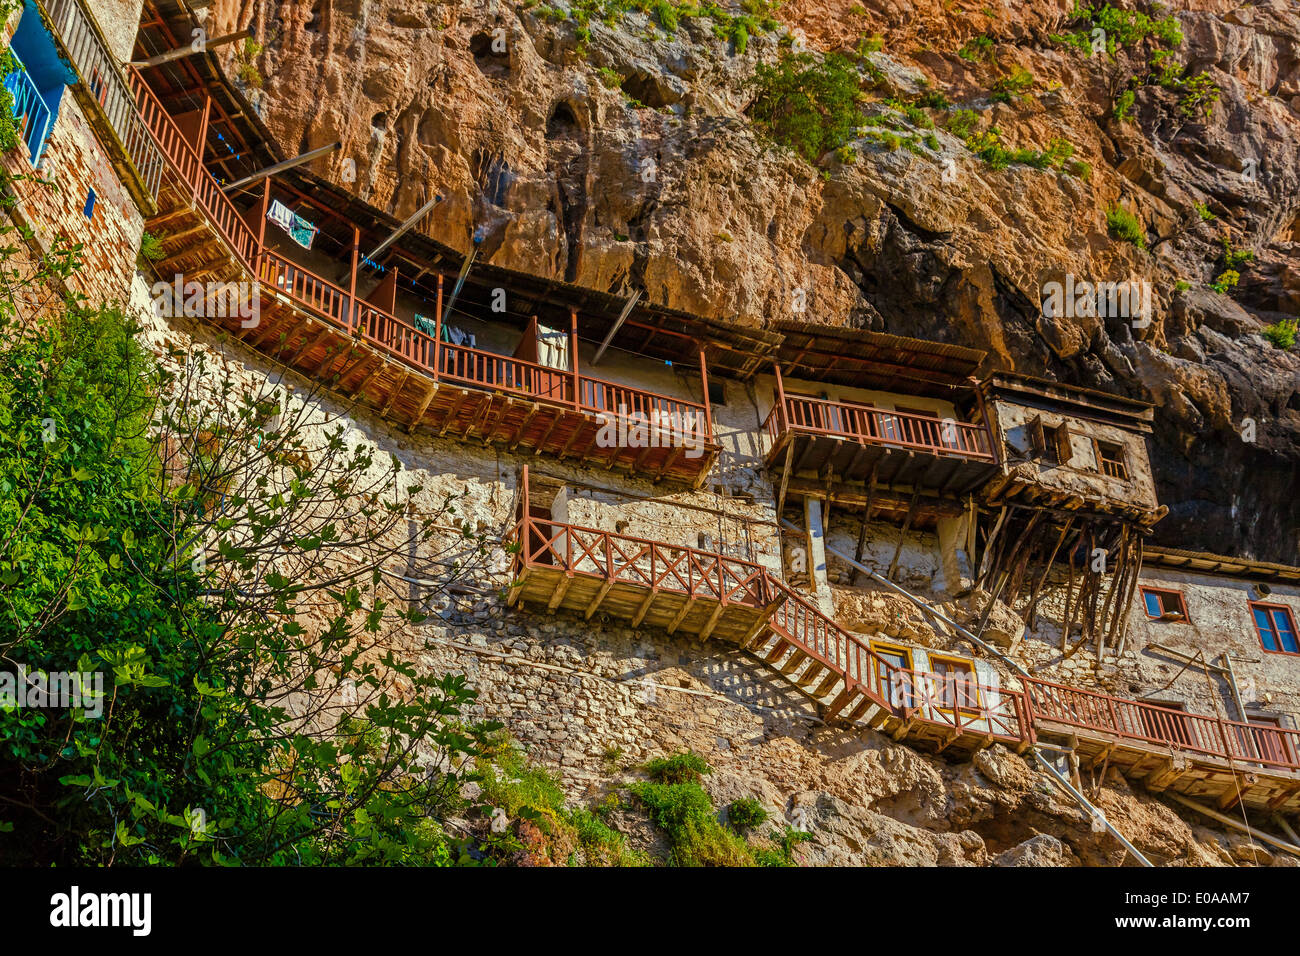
left=771, top=320, right=986, bottom=397
left=1142, top=546, right=1300, bottom=585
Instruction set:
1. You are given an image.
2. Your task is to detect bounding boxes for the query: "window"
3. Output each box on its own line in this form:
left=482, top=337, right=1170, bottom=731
left=1252, top=603, right=1300, bottom=655
left=1140, top=586, right=1189, bottom=622
left=1027, top=416, right=1071, bottom=464
left=1094, top=439, right=1128, bottom=479
left=82, top=188, right=96, bottom=219
left=1242, top=715, right=1296, bottom=767
left=897, top=407, right=940, bottom=449
left=706, top=381, right=726, bottom=407
left=872, top=643, right=913, bottom=708
left=929, top=655, right=980, bottom=712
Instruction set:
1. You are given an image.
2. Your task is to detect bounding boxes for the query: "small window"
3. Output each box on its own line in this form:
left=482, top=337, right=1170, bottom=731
left=1140, top=587, right=1189, bottom=622
left=1052, top=423, right=1072, bottom=464
left=1252, top=603, right=1300, bottom=655
left=83, top=189, right=96, bottom=219
left=1029, top=417, right=1070, bottom=465
left=1095, top=439, right=1128, bottom=479
left=929, top=655, right=980, bottom=712
left=872, top=643, right=913, bottom=708
left=1138, top=699, right=1192, bottom=746
left=707, top=380, right=726, bottom=407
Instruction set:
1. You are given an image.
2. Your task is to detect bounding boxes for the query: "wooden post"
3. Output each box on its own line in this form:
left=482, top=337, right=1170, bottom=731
left=972, top=376, right=999, bottom=464
left=255, top=178, right=271, bottom=282
left=773, top=361, right=787, bottom=431
left=432, top=274, right=443, bottom=381
left=348, top=224, right=359, bottom=334
left=698, top=347, right=712, bottom=445
left=570, top=309, right=580, bottom=410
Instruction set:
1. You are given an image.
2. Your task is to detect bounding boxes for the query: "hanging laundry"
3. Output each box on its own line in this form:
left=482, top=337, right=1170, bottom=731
left=439, top=323, right=476, bottom=349
left=267, top=199, right=319, bottom=250
left=412, top=313, right=437, bottom=338
left=536, top=326, right=569, bottom=370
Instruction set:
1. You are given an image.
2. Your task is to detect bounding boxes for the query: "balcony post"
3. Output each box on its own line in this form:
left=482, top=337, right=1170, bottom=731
left=255, top=178, right=270, bottom=284
left=971, top=376, right=999, bottom=464
left=569, top=309, right=580, bottom=410
left=773, top=361, right=787, bottom=431
left=698, top=347, right=712, bottom=446
left=348, top=225, right=359, bottom=335
left=432, top=274, right=443, bottom=381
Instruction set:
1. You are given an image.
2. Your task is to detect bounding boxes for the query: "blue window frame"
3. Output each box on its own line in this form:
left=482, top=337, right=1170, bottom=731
left=4, top=0, right=78, bottom=165
left=1253, top=603, right=1300, bottom=655
left=1141, top=586, right=1188, bottom=621
left=83, top=188, right=95, bottom=218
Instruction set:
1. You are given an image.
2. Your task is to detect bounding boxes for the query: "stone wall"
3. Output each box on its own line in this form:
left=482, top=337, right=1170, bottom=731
left=1, top=89, right=145, bottom=307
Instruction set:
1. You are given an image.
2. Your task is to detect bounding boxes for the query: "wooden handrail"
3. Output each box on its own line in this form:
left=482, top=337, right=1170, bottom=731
left=128, top=69, right=714, bottom=442
left=775, top=393, right=995, bottom=461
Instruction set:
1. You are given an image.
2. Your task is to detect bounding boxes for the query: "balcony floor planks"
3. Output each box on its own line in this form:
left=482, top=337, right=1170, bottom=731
left=766, top=432, right=997, bottom=497
left=147, top=204, right=715, bottom=485
left=512, top=563, right=764, bottom=644
left=1035, top=719, right=1300, bottom=814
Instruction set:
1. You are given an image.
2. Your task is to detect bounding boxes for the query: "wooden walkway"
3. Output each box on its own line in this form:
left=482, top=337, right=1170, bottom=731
left=129, top=71, right=716, bottom=486
left=507, top=469, right=1300, bottom=813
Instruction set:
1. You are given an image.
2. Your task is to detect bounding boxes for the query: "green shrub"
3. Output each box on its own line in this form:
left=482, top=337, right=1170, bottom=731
left=597, top=66, right=622, bottom=88
left=958, top=35, right=995, bottom=62
left=1193, top=201, right=1216, bottom=222
left=990, top=67, right=1034, bottom=103
left=916, top=89, right=951, bottom=110
left=1220, top=237, right=1254, bottom=271
left=1174, top=280, right=1191, bottom=292
left=726, top=797, right=768, bottom=830
left=137, top=231, right=166, bottom=269
left=946, top=108, right=979, bottom=139
left=1210, top=269, right=1239, bottom=294
left=1113, top=88, right=1135, bottom=122
left=748, top=51, right=865, bottom=162
left=1261, top=318, right=1298, bottom=350
left=643, top=751, right=712, bottom=784
left=1178, top=71, right=1220, bottom=120
left=1106, top=205, right=1146, bottom=249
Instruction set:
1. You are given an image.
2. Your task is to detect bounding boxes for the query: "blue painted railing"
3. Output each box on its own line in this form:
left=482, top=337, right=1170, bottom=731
left=3, top=49, right=53, bottom=163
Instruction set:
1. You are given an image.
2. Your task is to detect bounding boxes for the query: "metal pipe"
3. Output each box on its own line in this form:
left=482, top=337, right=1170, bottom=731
left=1168, top=792, right=1300, bottom=858
left=591, top=289, right=641, bottom=366
left=129, top=29, right=251, bottom=67
left=1031, top=749, right=1154, bottom=867
left=779, top=517, right=1032, bottom=679
left=221, top=141, right=341, bottom=192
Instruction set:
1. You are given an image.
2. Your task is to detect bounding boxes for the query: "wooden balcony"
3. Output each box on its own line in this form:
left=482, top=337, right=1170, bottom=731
left=128, top=72, right=717, bottom=485
left=763, top=391, right=999, bottom=497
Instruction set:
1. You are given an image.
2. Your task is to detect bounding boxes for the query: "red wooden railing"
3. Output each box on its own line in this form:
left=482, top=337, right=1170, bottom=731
left=507, top=468, right=1300, bottom=774
left=126, top=69, right=711, bottom=446
left=764, top=393, right=994, bottom=461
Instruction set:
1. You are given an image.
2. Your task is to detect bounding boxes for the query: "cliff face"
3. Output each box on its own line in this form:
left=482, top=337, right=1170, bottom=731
left=208, top=0, right=1300, bottom=558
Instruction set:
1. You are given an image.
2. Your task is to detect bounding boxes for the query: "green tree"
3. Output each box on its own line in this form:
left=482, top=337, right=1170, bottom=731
left=748, top=51, right=865, bottom=163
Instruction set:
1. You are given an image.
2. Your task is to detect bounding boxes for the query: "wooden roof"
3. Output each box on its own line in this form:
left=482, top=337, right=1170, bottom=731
left=981, top=372, right=1155, bottom=433
left=772, top=321, right=986, bottom=398
left=1142, top=546, right=1300, bottom=585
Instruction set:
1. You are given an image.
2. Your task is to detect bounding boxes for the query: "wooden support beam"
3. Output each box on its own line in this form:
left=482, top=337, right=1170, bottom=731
left=775, top=443, right=794, bottom=520
left=886, top=484, right=922, bottom=582
left=631, top=589, right=658, bottom=628
left=407, top=384, right=438, bottom=433
left=379, top=369, right=411, bottom=419
left=510, top=404, right=541, bottom=451
left=698, top=601, right=726, bottom=641
left=740, top=597, right=785, bottom=648
left=584, top=579, right=615, bottom=620
left=666, top=596, right=699, bottom=635
left=1144, top=755, right=1191, bottom=793
left=546, top=574, right=574, bottom=612
left=439, top=390, right=471, bottom=436
left=506, top=568, right=530, bottom=607
left=532, top=414, right=563, bottom=454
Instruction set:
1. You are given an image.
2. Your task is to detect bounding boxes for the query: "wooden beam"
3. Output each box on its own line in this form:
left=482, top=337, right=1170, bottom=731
left=886, top=484, right=922, bottom=582
left=666, top=596, right=699, bottom=635
left=546, top=574, right=574, bottom=612
left=584, top=579, right=615, bottom=620
left=698, top=601, right=726, bottom=641
left=631, top=589, right=658, bottom=627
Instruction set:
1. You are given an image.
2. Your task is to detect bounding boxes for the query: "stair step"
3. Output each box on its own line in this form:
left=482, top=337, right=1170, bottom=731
left=779, top=650, right=809, bottom=675
left=763, top=640, right=792, bottom=664
left=812, top=672, right=841, bottom=699
left=797, top=663, right=826, bottom=688
left=845, top=697, right=876, bottom=723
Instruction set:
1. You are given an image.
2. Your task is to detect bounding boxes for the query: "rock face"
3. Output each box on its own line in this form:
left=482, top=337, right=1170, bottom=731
left=209, top=0, right=1300, bottom=562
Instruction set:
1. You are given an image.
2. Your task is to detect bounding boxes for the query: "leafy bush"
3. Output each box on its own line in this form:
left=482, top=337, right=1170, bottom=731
left=958, top=35, right=995, bottom=63
left=990, top=67, right=1034, bottom=103
left=643, top=751, right=712, bottom=784
left=1106, top=205, right=1146, bottom=249
left=946, top=108, right=979, bottom=139
left=1220, top=237, right=1254, bottom=271
left=1261, top=318, right=1298, bottom=350
left=1193, top=201, right=1216, bottom=222
left=1178, top=71, right=1220, bottom=120
left=748, top=51, right=864, bottom=162
left=726, top=797, right=768, bottom=830
left=1210, top=269, right=1239, bottom=294
left=596, top=66, right=622, bottom=88
left=1113, top=88, right=1135, bottom=122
